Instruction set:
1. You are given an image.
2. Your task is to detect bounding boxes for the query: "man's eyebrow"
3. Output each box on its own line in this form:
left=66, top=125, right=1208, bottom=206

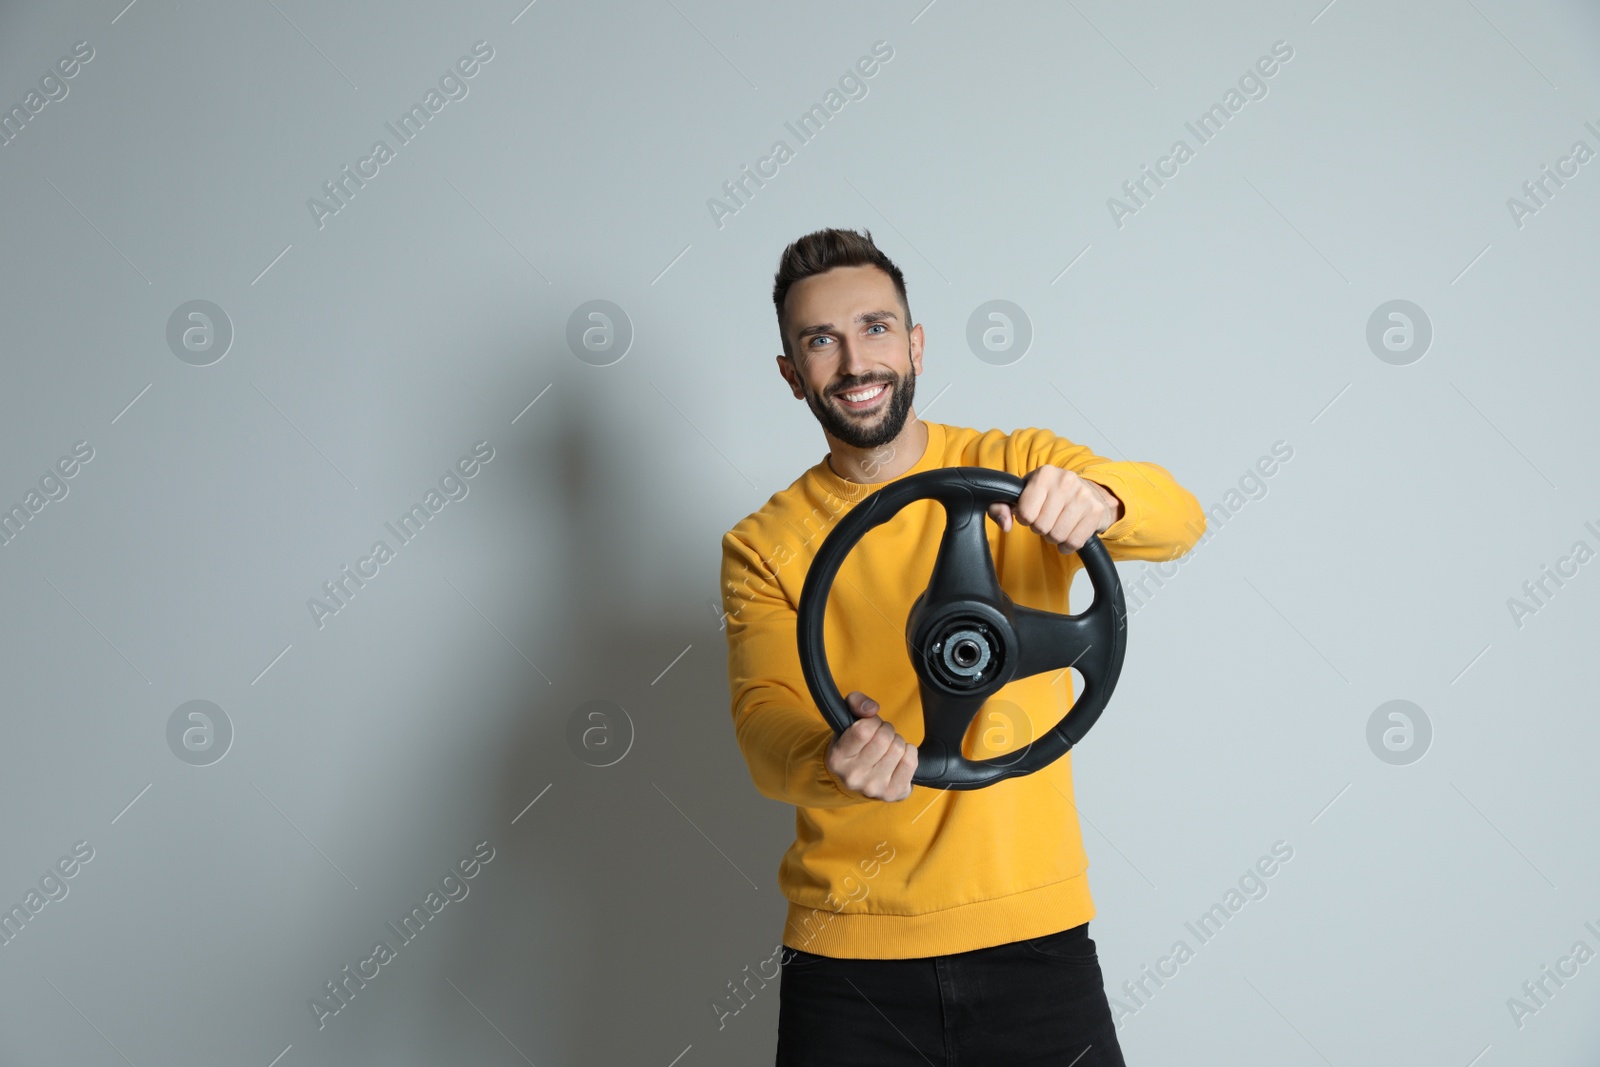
left=795, top=309, right=899, bottom=339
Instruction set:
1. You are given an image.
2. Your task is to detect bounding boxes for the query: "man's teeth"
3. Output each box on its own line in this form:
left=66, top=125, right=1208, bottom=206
left=842, top=384, right=886, bottom=402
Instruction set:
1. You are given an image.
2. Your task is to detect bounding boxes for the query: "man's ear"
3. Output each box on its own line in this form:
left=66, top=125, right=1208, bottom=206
left=776, top=353, right=803, bottom=399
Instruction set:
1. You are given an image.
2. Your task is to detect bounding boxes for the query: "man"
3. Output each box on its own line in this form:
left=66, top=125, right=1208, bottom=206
left=720, top=227, right=1205, bottom=1065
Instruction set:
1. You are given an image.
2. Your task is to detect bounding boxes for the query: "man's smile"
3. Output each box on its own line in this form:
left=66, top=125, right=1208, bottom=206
left=835, top=381, right=890, bottom=411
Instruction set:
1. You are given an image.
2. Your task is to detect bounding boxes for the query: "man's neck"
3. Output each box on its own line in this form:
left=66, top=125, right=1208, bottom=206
left=825, top=416, right=929, bottom=484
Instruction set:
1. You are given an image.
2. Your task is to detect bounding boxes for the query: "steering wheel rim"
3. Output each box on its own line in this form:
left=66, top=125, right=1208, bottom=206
left=797, top=466, right=1127, bottom=791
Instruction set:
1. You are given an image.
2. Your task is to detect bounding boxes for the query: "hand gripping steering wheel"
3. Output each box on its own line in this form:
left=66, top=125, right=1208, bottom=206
left=797, top=466, right=1127, bottom=791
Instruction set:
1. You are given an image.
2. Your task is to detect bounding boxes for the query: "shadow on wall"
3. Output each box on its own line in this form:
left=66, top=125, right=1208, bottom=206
left=400, top=354, right=788, bottom=1065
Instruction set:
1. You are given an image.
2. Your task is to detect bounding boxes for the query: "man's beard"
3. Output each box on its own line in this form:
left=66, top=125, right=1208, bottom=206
left=805, top=367, right=916, bottom=449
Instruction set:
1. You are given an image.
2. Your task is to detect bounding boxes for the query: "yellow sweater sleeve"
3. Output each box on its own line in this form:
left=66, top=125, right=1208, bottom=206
left=720, top=530, right=873, bottom=808
left=1016, top=426, right=1208, bottom=562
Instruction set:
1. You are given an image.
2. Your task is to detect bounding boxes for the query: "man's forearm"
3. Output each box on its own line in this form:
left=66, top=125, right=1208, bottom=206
left=1075, top=460, right=1205, bottom=561
left=734, top=700, right=873, bottom=809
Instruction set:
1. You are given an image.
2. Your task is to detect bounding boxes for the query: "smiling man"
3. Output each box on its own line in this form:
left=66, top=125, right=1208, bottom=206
left=719, top=227, right=1206, bottom=1066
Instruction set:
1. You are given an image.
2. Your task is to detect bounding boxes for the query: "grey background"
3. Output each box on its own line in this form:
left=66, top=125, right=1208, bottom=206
left=1, top=0, right=1597, bottom=1064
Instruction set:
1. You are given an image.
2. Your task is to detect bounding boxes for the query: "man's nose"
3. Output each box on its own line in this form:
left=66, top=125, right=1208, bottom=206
left=835, top=336, right=873, bottom=377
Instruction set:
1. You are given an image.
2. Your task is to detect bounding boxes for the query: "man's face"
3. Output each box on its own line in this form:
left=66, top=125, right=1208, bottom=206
left=777, top=264, right=924, bottom=450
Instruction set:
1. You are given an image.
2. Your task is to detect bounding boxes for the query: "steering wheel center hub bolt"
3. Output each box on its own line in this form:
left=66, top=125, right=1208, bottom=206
left=932, top=623, right=994, bottom=683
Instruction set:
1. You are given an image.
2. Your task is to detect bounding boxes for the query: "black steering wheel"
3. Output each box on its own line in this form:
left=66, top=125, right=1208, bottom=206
left=797, top=466, right=1127, bottom=790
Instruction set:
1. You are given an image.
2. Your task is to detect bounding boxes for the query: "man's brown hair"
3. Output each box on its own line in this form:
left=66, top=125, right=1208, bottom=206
left=772, top=227, right=910, bottom=360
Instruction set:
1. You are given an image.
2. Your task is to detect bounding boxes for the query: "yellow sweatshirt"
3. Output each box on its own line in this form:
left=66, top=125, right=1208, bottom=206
left=719, top=419, right=1206, bottom=959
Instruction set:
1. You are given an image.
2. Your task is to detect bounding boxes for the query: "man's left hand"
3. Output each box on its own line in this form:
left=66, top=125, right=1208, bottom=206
left=987, top=467, right=1123, bottom=553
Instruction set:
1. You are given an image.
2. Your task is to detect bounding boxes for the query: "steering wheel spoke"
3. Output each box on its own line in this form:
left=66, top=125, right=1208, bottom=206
left=916, top=676, right=987, bottom=758
left=922, top=492, right=1005, bottom=609
left=1010, top=603, right=1103, bottom=683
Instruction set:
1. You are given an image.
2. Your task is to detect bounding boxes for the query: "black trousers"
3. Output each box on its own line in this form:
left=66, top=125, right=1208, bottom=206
left=775, top=922, right=1126, bottom=1066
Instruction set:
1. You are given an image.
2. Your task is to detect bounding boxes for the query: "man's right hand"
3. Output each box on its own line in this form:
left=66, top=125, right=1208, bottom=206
left=825, top=692, right=918, bottom=802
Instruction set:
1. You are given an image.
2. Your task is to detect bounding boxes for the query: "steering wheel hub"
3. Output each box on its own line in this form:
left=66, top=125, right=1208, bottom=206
left=924, top=616, right=1002, bottom=687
